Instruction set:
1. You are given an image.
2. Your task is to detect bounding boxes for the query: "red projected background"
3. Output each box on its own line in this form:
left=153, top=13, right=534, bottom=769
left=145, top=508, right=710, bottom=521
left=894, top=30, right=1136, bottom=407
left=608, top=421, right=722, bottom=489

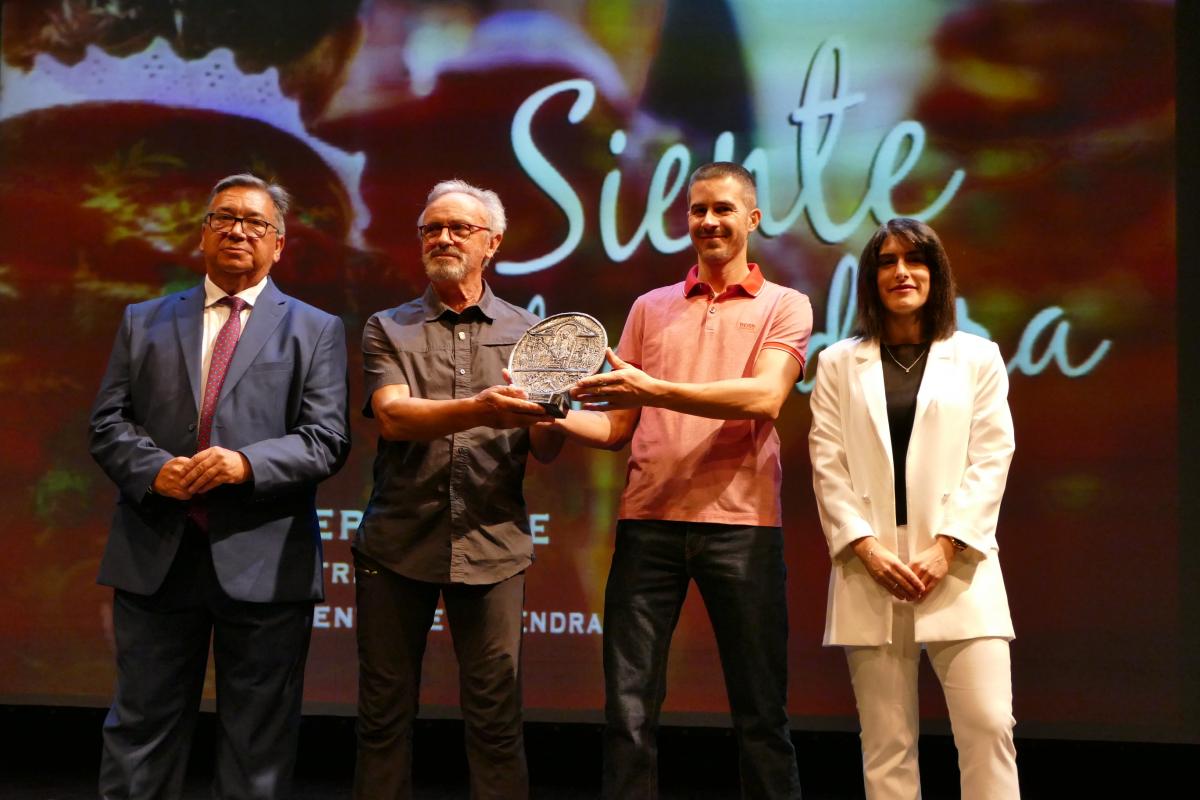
left=0, top=1, right=1182, bottom=742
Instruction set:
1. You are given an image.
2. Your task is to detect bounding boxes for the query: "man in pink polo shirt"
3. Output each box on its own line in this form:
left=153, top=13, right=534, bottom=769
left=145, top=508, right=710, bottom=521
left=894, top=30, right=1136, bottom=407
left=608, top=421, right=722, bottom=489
left=552, top=162, right=812, bottom=799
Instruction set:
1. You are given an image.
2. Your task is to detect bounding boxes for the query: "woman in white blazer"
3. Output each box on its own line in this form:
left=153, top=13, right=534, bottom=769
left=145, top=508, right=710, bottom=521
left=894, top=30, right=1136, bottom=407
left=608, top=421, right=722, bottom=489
left=809, top=218, right=1019, bottom=799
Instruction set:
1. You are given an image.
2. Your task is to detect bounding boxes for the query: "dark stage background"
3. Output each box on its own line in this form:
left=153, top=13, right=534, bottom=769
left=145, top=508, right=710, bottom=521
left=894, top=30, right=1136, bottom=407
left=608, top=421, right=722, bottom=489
left=0, top=0, right=1190, bottom=745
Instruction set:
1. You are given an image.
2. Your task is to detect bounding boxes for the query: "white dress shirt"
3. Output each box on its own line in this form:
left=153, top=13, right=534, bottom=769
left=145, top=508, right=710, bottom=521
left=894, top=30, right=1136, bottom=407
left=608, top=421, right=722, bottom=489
left=199, top=274, right=268, bottom=410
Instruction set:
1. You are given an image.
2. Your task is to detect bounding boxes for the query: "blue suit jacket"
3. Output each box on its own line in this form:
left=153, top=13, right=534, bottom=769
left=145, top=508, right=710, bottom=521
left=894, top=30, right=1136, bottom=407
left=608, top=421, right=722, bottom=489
left=89, top=278, right=351, bottom=603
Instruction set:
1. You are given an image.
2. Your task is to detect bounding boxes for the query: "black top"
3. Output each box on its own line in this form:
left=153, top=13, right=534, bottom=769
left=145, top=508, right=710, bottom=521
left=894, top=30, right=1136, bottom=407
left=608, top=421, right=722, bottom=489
left=356, top=282, right=540, bottom=585
left=881, top=342, right=930, bottom=526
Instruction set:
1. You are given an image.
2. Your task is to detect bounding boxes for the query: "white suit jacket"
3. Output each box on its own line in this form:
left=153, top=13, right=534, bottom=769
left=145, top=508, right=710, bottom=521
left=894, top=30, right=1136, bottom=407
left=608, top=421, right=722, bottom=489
left=809, top=332, right=1016, bottom=646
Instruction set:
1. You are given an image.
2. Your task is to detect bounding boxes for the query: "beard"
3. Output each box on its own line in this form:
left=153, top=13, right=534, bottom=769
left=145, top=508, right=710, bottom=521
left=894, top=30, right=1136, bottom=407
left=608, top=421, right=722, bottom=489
left=423, top=247, right=470, bottom=282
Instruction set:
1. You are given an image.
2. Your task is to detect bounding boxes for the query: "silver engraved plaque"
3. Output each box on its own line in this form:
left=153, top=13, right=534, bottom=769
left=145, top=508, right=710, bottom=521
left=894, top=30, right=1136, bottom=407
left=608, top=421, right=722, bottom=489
left=508, top=312, right=608, bottom=418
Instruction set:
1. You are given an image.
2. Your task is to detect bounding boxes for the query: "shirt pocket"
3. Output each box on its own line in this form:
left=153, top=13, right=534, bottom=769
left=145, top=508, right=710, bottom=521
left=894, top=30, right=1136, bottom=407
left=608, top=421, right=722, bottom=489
left=389, top=330, right=429, bottom=354
left=476, top=337, right=521, bottom=387
left=376, top=330, right=440, bottom=400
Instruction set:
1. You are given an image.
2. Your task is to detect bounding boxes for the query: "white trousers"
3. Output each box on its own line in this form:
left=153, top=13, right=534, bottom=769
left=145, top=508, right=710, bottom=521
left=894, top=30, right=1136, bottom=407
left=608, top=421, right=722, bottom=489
left=845, top=601, right=1020, bottom=800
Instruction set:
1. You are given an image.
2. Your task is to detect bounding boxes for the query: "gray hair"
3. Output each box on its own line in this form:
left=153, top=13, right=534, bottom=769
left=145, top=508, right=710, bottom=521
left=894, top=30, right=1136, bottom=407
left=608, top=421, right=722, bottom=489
left=207, top=173, right=291, bottom=235
left=421, top=179, right=507, bottom=235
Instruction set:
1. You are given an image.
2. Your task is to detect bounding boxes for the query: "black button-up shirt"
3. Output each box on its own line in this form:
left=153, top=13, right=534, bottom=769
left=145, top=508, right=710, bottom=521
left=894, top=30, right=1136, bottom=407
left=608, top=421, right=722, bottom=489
left=356, top=282, right=540, bottom=584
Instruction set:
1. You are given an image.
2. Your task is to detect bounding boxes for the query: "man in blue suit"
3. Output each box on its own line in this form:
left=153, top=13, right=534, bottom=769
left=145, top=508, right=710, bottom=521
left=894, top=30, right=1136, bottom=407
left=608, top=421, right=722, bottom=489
left=89, top=173, right=350, bottom=799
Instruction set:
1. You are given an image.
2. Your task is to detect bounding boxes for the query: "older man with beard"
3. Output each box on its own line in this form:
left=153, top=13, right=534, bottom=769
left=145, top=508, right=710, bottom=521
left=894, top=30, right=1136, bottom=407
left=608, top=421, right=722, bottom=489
left=352, top=180, right=560, bottom=800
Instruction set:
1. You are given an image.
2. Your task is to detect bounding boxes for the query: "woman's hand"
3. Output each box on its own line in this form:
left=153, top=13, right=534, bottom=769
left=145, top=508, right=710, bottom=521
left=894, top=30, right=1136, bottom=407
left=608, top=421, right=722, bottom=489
left=907, top=537, right=957, bottom=601
left=851, top=538, right=925, bottom=601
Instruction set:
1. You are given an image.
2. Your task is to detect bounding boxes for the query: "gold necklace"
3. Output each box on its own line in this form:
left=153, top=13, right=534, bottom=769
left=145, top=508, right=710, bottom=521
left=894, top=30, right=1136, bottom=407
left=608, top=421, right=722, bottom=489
left=882, top=343, right=929, bottom=374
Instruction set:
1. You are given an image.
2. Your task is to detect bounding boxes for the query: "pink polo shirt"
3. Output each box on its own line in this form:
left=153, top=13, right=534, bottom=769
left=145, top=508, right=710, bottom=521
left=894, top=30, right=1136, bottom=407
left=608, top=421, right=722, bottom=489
left=616, top=264, right=812, bottom=527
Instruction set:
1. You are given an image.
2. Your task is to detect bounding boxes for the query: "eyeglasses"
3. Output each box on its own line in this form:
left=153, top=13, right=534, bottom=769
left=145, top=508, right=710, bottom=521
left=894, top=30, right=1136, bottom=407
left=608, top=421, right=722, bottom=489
left=417, top=222, right=491, bottom=242
left=205, top=212, right=280, bottom=239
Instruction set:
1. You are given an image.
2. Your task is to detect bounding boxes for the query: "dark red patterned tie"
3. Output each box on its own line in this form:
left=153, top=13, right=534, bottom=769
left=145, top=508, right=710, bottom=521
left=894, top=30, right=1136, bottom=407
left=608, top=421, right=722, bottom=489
left=189, top=295, right=247, bottom=530
left=197, top=296, right=248, bottom=450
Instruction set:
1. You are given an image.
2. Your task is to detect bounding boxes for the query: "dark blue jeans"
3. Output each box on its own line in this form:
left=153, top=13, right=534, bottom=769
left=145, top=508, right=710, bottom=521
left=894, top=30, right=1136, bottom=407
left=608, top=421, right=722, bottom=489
left=602, top=520, right=802, bottom=799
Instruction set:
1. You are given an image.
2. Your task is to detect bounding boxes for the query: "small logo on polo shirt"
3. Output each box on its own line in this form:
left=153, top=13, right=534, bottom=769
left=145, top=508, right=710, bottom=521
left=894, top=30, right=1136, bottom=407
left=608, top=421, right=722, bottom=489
left=738, top=321, right=757, bottom=331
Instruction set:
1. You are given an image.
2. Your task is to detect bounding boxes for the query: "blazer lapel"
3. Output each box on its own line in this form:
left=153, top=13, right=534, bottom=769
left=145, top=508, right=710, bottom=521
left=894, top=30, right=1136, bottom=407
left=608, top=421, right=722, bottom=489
left=218, top=278, right=287, bottom=404
left=174, top=284, right=206, bottom=414
left=913, top=336, right=954, bottom=429
left=854, top=339, right=893, bottom=469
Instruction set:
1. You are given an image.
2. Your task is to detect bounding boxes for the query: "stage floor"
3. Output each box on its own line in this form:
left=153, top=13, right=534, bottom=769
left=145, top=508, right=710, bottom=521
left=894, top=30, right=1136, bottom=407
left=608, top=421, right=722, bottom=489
left=0, top=706, right=1191, bottom=798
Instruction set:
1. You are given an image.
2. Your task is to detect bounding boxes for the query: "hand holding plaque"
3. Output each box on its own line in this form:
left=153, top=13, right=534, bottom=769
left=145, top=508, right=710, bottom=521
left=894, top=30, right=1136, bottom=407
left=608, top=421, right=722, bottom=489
left=508, top=313, right=608, bottom=418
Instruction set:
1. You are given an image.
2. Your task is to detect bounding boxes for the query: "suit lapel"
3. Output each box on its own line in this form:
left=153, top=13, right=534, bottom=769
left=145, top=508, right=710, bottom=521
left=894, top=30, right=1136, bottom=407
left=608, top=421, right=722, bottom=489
left=854, top=339, right=893, bottom=469
left=174, top=284, right=206, bottom=414
left=218, top=278, right=287, bottom=404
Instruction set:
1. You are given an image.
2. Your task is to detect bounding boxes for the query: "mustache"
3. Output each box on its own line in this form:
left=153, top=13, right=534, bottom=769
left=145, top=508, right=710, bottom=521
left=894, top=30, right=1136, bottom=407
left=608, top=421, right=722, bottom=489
left=429, top=244, right=460, bottom=257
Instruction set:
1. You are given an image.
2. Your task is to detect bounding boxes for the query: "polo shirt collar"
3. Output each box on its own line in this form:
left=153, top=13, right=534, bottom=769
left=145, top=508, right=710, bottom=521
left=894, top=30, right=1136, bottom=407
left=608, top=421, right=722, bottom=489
left=683, top=263, right=765, bottom=299
left=422, top=280, right=498, bottom=322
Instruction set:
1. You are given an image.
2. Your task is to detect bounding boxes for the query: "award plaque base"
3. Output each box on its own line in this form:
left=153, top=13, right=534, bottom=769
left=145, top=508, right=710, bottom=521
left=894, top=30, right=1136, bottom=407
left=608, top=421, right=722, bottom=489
left=531, top=392, right=570, bottom=418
